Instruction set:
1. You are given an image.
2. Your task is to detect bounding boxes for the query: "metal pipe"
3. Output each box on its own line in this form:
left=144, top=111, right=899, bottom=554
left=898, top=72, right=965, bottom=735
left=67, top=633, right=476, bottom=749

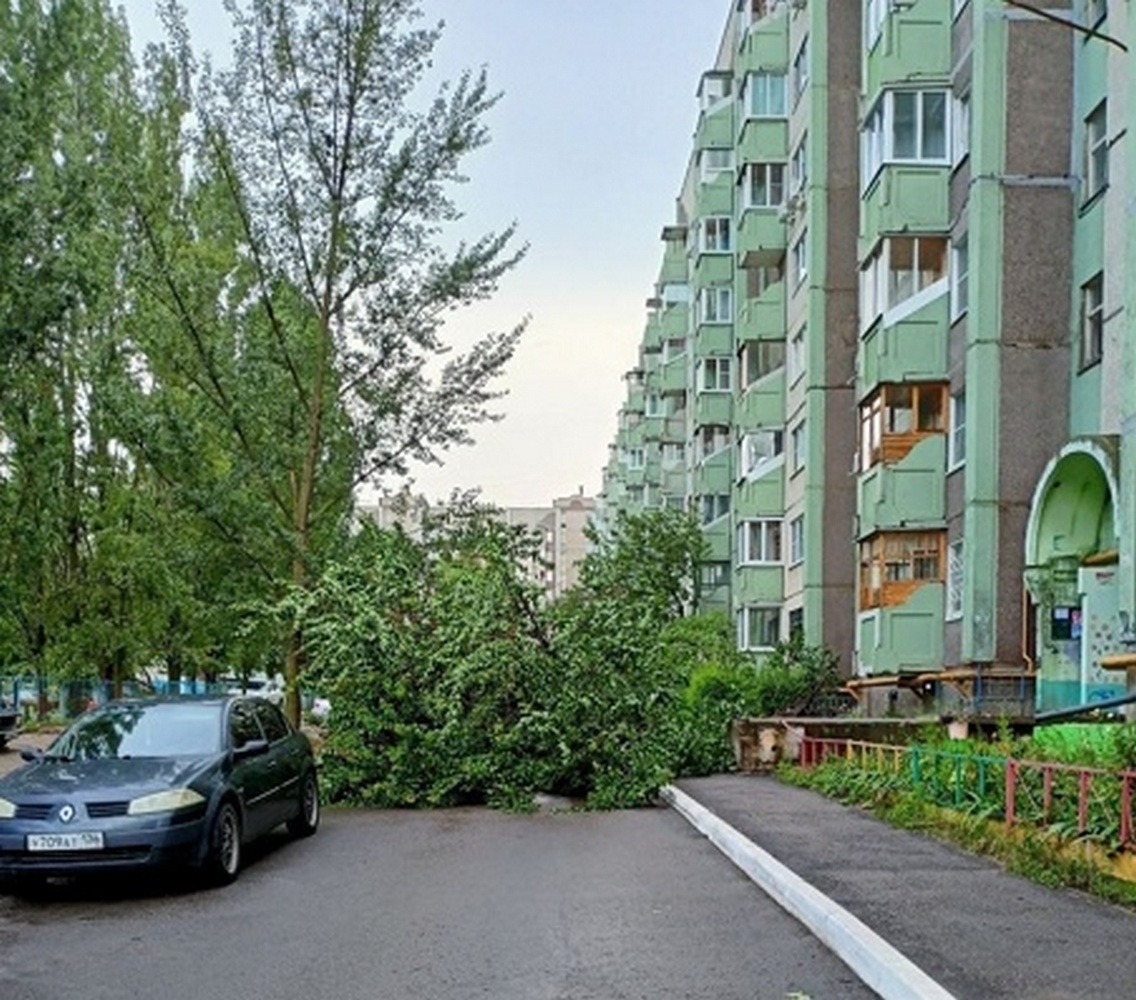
left=1034, top=690, right=1136, bottom=723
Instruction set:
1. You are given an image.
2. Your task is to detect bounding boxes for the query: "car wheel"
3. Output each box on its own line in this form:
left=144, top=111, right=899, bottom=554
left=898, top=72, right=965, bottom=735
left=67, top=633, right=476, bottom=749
left=287, top=771, right=320, bottom=838
left=205, top=801, right=242, bottom=886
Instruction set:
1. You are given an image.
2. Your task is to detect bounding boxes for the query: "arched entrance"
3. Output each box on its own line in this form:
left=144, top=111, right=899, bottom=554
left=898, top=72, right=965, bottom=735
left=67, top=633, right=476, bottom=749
left=1024, top=439, right=1121, bottom=713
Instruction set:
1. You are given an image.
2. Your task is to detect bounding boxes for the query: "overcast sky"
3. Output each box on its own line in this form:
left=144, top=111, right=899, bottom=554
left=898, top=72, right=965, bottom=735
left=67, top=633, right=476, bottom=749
left=118, top=0, right=726, bottom=506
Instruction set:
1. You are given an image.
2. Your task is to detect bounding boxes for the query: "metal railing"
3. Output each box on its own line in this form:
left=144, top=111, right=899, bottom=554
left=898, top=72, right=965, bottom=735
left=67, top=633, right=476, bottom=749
left=799, top=736, right=1136, bottom=851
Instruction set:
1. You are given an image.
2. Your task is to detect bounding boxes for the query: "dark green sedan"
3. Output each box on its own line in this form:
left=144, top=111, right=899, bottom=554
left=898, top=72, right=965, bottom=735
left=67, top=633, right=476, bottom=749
left=0, top=696, right=319, bottom=889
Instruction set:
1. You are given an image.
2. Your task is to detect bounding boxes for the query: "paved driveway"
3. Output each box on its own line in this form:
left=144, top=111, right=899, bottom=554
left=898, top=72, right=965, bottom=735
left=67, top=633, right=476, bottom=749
left=0, top=806, right=876, bottom=1000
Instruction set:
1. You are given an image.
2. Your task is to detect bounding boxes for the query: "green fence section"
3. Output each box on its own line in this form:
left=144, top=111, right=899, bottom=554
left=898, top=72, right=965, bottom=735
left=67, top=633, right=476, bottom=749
left=802, top=738, right=1136, bottom=851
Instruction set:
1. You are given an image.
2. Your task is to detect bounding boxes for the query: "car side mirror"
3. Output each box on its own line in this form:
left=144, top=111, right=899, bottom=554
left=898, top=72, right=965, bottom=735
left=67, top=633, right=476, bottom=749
left=233, top=738, right=270, bottom=760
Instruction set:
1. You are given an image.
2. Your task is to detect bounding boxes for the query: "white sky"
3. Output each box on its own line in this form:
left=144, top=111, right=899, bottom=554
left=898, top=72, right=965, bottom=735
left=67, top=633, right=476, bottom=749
left=117, top=0, right=726, bottom=506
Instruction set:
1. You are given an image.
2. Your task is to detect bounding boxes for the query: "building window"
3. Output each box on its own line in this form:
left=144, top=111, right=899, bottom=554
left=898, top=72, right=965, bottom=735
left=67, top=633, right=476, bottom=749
left=1084, top=100, right=1108, bottom=203
left=789, top=515, right=805, bottom=566
left=699, top=73, right=732, bottom=110
left=700, top=286, right=733, bottom=324
left=791, top=229, right=808, bottom=287
left=701, top=216, right=732, bottom=253
left=697, top=424, right=731, bottom=461
left=788, top=326, right=806, bottom=385
left=745, top=261, right=783, bottom=299
left=661, top=442, right=685, bottom=467
left=790, top=132, right=809, bottom=196
left=700, top=357, right=733, bottom=392
left=701, top=494, right=730, bottom=524
left=950, top=234, right=968, bottom=321
left=859, top=531, right=946, bottom=610
left=737, top=519, right=783, bottom=564
left=861, top=235, right=949, bottom=329
left=700, top=148, right=734, bottom=182
left=741, top=339, right=785, bottom=386
left=700, top=561, right=730, bottom=590
left=792, top=36, right=809, bottom=102
left=791, top=419, right=807, bottom=473
left=859, top=383, right=947, bottom=469
left=862, top=90, right=950, bottom=184
left=949, top=390, right=966, bottom=469
left=1087, top=0, right=1107, bottom=27
left=952, top=91, right=970, bottom=165
left=946, top=540, right=964, bottom=620
left=741, top=162, right=786, bottom=209
left=743, top=71, right=787, bottom=118
left=625, top=448, right=644, bottom=470
left=664, top=337, right=686, bottom=361
left=737, top=606, right=781, bottom=651
left=788, top=606, right=804, bottom=638
left=645, top=393, right=665, bottom=418
left=738, top=428, right=785, bottom=480
left=865, top=0, right=887, bottom=49
left=1080, top=272, right=1104, bottom=369
left=662, top=494, right=686, bottom=511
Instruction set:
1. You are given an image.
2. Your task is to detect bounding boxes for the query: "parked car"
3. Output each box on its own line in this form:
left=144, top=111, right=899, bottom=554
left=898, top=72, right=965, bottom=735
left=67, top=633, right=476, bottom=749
left=0, top=696, right=319, bottom=889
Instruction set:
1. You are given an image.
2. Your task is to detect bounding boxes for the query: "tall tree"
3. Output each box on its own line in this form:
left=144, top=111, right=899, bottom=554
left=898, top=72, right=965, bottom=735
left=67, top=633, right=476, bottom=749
left=136, top=0, right=526, bottom=722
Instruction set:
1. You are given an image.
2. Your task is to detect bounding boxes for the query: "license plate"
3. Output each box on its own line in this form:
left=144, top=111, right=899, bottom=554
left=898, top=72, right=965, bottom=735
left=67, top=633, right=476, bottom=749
left=26, top=832, right=105, bottom=852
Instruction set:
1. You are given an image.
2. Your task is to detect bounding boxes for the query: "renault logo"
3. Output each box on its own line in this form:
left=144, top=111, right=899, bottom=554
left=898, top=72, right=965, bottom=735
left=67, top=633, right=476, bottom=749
left=58, top=804, right=75, bottom=824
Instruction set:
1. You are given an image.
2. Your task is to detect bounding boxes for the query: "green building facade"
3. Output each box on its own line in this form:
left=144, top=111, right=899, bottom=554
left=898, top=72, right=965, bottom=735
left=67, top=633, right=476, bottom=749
left=600, top=0, right=1134, bottom=720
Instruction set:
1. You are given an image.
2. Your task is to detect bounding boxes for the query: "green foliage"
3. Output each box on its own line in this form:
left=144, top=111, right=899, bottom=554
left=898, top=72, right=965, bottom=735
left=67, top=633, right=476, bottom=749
left=297, top=507, right=846, bottom=811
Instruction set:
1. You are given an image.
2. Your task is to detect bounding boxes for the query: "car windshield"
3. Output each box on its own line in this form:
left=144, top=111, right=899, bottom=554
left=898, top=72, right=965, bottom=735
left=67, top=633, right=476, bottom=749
left=48, top=702, right=223, bottom=761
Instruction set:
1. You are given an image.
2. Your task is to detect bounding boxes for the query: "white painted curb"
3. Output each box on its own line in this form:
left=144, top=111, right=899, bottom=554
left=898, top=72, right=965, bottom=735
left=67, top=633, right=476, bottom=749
left=661, top=784, right=958, bottom=1000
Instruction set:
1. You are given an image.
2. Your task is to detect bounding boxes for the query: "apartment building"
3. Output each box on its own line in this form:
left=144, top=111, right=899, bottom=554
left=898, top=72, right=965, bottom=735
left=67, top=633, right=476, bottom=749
left=600, top=0, right=1134, bottom=719
left=358, top=491, right=596, bottom=602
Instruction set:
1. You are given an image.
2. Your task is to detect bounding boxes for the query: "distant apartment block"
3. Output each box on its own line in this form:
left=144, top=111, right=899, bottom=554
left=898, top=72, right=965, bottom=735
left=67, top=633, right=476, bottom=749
left=600, top=0, right=1135, bottom=720
left=358, top=491, right=596, bottom=602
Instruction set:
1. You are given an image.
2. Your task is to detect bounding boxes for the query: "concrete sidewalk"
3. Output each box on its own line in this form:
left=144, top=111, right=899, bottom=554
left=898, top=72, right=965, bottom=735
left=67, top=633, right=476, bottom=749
left=670, top=774, right=1136, bottom=1000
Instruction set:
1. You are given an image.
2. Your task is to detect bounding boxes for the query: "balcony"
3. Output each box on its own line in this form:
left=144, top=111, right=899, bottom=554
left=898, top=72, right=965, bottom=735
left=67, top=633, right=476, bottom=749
left=736, top=280, right=785, bottom=343
left=857, top=435, right=946, bottom=537
left=858, top=294, right=950, bottom=389
left=736, top=368, right=785, bottom=428
left=733, top=564, right=784, bottom=607
left=860, top=165, right=950, bottom=252
left=737, top=119, right=789, bottom=165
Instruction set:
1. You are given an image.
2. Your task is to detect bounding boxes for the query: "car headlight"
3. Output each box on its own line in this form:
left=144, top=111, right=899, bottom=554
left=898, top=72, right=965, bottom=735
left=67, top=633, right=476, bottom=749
left=0, top=797, right=15, bottom=819
left=127, top=788, right=206, bottom=816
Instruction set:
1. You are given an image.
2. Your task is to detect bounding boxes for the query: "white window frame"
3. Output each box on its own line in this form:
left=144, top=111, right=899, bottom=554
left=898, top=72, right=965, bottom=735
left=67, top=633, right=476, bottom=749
left=738, top=428, right=785, bottom=480
left=791, top=229, right=808, bottom=287
left=700, top=357, right=733, bottom=392
left=1084, top=100, right=1108, bottom=203
left=1080, top=272, right=1104, bottom=369
left=741, top=162, right=786, bottom=209
left=946, top=539, right=964, bottom=620
left=743, top=71, right=788, bottom=118
left=626, top=448, right=644, bottom=470
left=701, top=493, right=730, bottom=525
left=664, top=338, right=687, bottom=362
left=737, top=605, right=782, bottom=651
left=788, top=325, right=806, bottom=385
left=661, top=442, right=685, bottom=467
left=737, top=519, right=784, bottom=564
left=860, top=235, right=949, bottom=331
left=792, top=36, right=809, bottom=102
left=699, top=73, right=732, bottom=111
left=952, top=91, right=970, bottom=165
left=700, top=286, right=734, bottom=324
left=950, top=234, right=968, bottom=321
left=865, top=0, right=887, bottom=50
left=700, top=148, right=734, bottom=182
left=701, top=216, right=733, bottom=253
left=861, top=89, right=950, bottom=187
left=791, top=419, right=807, bottom=474
left=790, top=132, right=809, bottom=196
left=789, top=515, right=805, bottom=566
left=948, top=390, right=966, bottom=470
left=700, top=561, right=731, bottom=590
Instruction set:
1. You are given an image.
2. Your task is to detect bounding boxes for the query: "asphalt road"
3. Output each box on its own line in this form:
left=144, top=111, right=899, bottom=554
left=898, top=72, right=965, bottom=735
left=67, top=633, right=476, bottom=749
left=0, top=805, right=877, bottom=1000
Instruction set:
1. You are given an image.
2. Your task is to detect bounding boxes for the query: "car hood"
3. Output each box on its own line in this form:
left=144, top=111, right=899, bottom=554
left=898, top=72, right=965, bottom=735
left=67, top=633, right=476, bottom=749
left=0, top=755, right=219, bottom=798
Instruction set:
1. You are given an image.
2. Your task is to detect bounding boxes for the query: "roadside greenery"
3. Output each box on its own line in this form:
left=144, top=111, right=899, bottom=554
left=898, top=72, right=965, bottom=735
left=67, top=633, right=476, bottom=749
left=295, top=506, right=838, bottom=809
left=781, top=721, right=1136, bottom=909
